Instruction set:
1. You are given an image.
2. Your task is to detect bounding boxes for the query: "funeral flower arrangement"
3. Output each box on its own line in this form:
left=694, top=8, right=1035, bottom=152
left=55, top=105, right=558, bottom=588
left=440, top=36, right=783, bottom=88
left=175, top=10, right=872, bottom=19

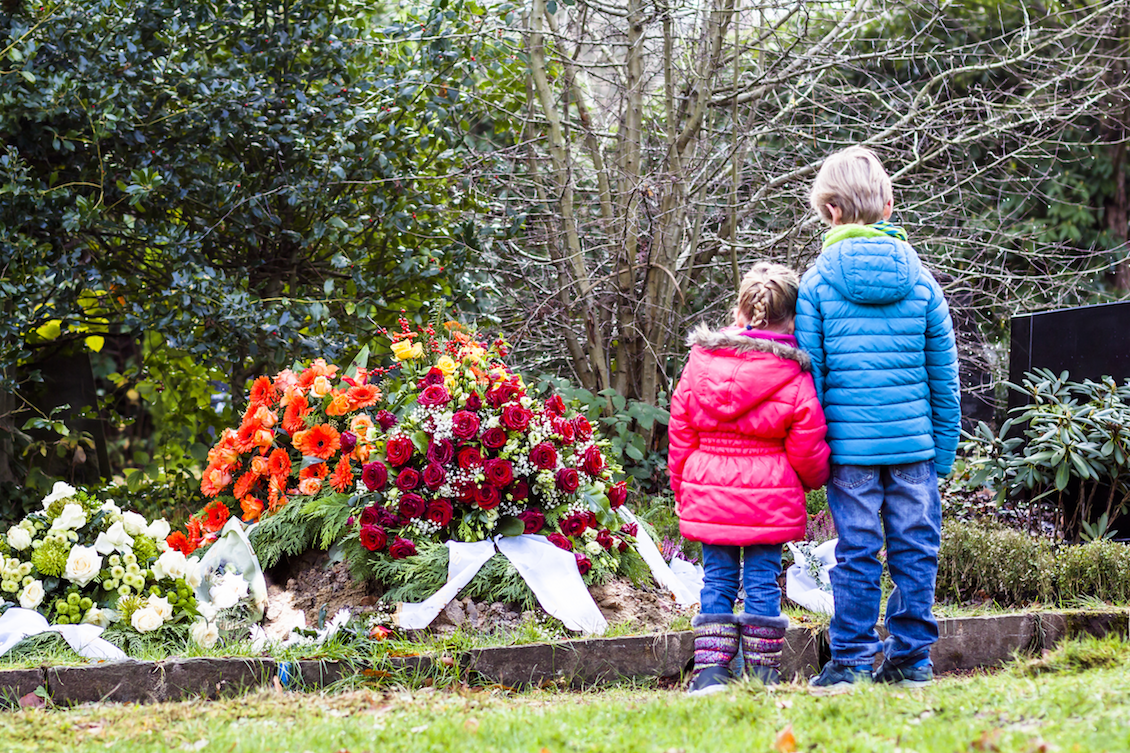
left=181, top=319, right=643, bottom=586
left=1, top=482, right=203, bottom=636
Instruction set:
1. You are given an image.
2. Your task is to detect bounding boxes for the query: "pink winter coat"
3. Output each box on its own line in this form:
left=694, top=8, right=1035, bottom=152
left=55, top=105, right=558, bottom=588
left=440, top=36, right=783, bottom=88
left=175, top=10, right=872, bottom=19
left=668, top=325, right=831, bottom=546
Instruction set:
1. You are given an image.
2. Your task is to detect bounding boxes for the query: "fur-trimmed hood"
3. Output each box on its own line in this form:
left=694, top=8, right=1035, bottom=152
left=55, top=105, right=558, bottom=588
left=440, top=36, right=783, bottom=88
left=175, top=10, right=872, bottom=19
left=687, top=324, right=812, bottom=372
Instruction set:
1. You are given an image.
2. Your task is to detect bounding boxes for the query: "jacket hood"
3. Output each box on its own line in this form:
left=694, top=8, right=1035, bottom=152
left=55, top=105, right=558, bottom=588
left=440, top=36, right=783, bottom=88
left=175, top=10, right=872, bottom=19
left=817, top=229, right=922, bottom=305
left=683, top=325, right=809, bottom=420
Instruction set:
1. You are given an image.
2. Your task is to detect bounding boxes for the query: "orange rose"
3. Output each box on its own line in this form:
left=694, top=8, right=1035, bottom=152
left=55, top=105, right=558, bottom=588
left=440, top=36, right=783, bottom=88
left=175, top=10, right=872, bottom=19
left=310, top=375, right=333, bottom=398
left=200, top=464, right=232, bottom=497
left=250, top=455, right=269, bottom=476
left=298, top=477, right=322, bottom=496
left=325, top=392, right=353, bottom=416
left=253, top=405, right=278, bottom=428
left=350, top=414, right=375, bottom=438
left=241, top=496, right=265, bottom=522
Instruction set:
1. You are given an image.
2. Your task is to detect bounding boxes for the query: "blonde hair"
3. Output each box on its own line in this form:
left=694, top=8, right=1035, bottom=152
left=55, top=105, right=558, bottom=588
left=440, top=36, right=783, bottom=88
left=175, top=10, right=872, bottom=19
left=809, top=146, right=893, bottom=225
left=734, top=262, right=799, bottom=330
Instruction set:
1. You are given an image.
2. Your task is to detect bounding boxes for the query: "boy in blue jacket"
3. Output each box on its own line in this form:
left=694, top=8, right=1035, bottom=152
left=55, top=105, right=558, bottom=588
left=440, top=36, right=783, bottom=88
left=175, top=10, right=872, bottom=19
left=795, top=146, right=960, bottom=690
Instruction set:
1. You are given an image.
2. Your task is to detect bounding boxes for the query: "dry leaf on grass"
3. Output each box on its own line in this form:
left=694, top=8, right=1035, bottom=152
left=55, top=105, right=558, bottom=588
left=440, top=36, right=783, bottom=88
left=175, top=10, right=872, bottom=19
left=774, top=723, right=797, bottom=753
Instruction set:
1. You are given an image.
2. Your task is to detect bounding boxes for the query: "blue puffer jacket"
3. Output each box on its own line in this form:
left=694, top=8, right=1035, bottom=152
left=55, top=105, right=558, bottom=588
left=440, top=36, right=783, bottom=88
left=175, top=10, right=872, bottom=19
left=794, top=226, right=961, bottom=475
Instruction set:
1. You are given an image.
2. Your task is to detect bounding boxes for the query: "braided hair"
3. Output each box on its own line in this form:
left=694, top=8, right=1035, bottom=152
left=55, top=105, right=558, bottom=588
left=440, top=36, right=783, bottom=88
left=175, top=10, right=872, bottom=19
left=734, top=262, right=800, bottom=330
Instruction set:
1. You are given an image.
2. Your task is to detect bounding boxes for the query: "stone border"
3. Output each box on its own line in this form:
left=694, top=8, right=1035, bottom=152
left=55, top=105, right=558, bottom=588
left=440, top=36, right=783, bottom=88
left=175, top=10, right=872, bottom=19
left=2, top=609, right=1125, bottom=705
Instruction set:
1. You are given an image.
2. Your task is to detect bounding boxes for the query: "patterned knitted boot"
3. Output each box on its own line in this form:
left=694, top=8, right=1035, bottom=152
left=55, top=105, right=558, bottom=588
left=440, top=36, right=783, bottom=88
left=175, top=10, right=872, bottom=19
left=687, top=613, right=739, bottom=696
left=737, top=613, right=789, bottom=685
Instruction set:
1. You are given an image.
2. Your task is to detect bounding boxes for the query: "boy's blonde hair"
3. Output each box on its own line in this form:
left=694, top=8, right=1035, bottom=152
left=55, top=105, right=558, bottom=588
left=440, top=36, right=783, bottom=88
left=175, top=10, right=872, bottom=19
left=809, top=146, right=893, bottom=225
left=734, top=262, right=799, bottom=329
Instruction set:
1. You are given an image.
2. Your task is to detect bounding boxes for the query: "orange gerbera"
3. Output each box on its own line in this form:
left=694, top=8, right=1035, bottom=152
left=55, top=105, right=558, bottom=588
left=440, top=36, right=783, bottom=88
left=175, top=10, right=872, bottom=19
left=166, top=532, right=196, bottom=556
left=200, top=464, right=232, bottom=497
left=294, top=423, right=340, bottom=460
left=282, top=394, right=310, bottom=435
left=299, top=462, right=328, bottom=481
left=268, top=477, right=288, bottom=512
left=202, top=499, right=230, bottom=533
left=234, top=421, right=260, bottom=453
left=330, top=456, right=353, bottom=493
left=241, top=496, right=265, bottom=522
left=325, top=392, right=353, bottom=416
left=233, top=471, right=258, bottom=500
left=186, top=517, right=204, bottom=546
left=248, top=376, right=279, bottom=409
left=267, top=447, right=292, bottom=481
left=347, top=384, right=382, bottom=410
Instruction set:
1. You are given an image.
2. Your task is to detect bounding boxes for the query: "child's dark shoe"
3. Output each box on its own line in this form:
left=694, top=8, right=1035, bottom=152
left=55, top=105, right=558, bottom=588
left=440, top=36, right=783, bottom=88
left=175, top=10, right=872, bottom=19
left=808, top=661, right=872, bottom=694
left=874, top=656, right=933, bottom=687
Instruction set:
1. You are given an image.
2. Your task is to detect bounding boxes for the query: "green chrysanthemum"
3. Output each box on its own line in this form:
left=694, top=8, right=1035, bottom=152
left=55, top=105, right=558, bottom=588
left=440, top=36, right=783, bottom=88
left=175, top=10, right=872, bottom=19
left=30, top=538, right=69, bottom=577
left=116, top=594, right=142, bottom=624
left=132, top=534, right=159, bottom=563
left=45, top=498, right=68, bottom=521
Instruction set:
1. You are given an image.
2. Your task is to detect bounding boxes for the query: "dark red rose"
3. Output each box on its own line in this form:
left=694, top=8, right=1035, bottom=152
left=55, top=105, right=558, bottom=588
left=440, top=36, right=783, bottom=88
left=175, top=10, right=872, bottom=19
left=485, top=382, right=517, bottom=408
left=574, top=551, right=592, bottom=575
left=596, top=528, right=613, bottom=550
left=500, top=404, right=532, bottom=432
left=475, top=483, right=500, bottom=510
left=425, top=499, right=454, bottom=526
left=339, top=431, right=358, bottom=454
left=518, top=509, right=545, bottom=534
left=375, top=410, right=398, bottom=430
left=547, top=532, right=573, bottom=551
left=457, top=446, right=483, bottom=469
left=528, top=442, right=558, bottom=470
left=386, top=435, right=415, bottom=467
left=555, top=467, right=580, bottom=493
left=422, top=463, right=447, bottom=490
left=458, top=484, right=478, bottom=505
left=463, top=391, right=482, bottom=411
left=619, top=522, right=639, bottom=537
left=582, top=446, right=605, bottom=476
left=417, top=367, right=445, bottom=388
left=583, top=510, right=598, bottom=528
left=572, top=416, right=593, bottom=441
left=396, top=467, right=421, bottom=491
left=359, top=524, right=388, bottom=552
left=483, top=458, right=514, bottom=488
left=388, top=537, right=417, bottom=559
left=480, top=427, right=507, bottom=450
left=552, top=417, right=575, bottom=444
left=507, top=480, right=529, bottom=501
left=417, top=384, right=452, bottom=407
left=428, top=438, right=454, bottom=465
left=398, top=492, right=427, bottom=519
left=361, top=461, right=388, bottom=491
left=607, top=481, right=628, bottom=509
left=377, top=507, right=403, bottom=528
left=616, top=538, right=629, bottom=553
left=451, top=410, right=481, bottom=440
left=545, top=394, right=566, bottom=417
left=559, top=512, right=588, bottom=537
left=360, top=505, right=380, bottom=527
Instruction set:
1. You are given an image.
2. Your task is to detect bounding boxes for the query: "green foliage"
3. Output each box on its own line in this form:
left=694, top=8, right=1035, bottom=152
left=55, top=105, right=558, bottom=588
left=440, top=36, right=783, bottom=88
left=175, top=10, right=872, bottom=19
left=1055, top=539, right=1130, bottom=605
left=247, top=497, right=322, bottom=569
left=1016, top=633, right=1130, bottom=677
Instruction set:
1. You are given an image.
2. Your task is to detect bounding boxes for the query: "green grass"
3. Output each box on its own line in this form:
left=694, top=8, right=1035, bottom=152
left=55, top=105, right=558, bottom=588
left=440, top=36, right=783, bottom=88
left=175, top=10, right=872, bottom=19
left=5, top=634, right=1130, bottom=752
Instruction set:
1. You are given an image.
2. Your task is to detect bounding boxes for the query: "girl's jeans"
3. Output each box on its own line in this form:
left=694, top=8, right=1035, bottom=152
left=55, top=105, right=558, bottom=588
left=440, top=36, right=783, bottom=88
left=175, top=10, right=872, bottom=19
left=700, top=543, right=783, bottom=617
left=827, top=461, right=942, bottom=667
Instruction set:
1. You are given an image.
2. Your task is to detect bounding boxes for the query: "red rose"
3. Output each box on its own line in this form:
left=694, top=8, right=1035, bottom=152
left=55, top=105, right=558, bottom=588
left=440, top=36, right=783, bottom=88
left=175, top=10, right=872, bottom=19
left=396, top=467, right=421, bottom=491
left=388, top=537, right=417, bottom=559
left=425, top=499, right=454, bottom=526
left=386, top=435, right=415, bottom=467
left=417, top=384, right=452, bottom=407
left=620, top=522, right=639, bottom=537
left=375, top=410, right=398, bottom=430
left=463, top=391, right=483, bottom=411
left=616, top=538, right=629, bottom=553
left=528, top=442, right=558, bottom=470
left=451, top=410, right=481, bottom=440
left=518, top=509, right=545, bottom=534
left=485, top=382, right=517, bottom=408
left=582, top=446, right=605, bottom=476
left=428, top=438, right=454, bottom=465
left=339, top=431, right=357, bottom=454
left=417, top=367, right=445, bottom=388
left=583, top=510, right=598, bottom=528
left=475, top=483, right=500, bottom=510
left=555, top=467, right=580, bottom=493
left=500, top=404, right=532, bottom=431
left=398, top=492, right=427, bottom=519
left=507, top=480, right=529, bottom=501
left=572, top=416, right=593, bottom=441
left=458, top=484, right=478, bottom=505
left=545, top=394, right=566, bottom=416
left=422, top=463, right=447, bottom=490
left=607, top=481, right=628, bottom=509
left=574, top=551, right=592, bottom=575
left=559, top=512, right=588, bottom=537
left=361, top=461, right=388, bottom=491
left=359, top=524, right=388, bottom=552
left=378, top=507, right=403, bottom=528
left=360, top=505, right=380, bottom=527
left=552, top=416, right=575, bottom=444
left=479, top=427, right=507, bottom=450
left=457, top=446, right=483, bottom=469
left=596, top=529, right=613, bottom=550
left=483, top=458, right=514, bottom=488
left=547, top=532, right=573, bottom=551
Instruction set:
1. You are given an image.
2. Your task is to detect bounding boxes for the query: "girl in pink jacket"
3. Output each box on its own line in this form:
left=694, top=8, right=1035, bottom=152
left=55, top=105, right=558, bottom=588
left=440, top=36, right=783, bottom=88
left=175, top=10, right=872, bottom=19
left=669, top=261, right=830, bottom=694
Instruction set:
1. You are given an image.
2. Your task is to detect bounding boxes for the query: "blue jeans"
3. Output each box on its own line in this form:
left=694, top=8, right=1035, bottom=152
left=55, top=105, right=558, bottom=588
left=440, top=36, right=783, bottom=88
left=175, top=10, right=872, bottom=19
left=700, top=543, right=783, bottom=617
left=827, top=461, right=941, bottom=667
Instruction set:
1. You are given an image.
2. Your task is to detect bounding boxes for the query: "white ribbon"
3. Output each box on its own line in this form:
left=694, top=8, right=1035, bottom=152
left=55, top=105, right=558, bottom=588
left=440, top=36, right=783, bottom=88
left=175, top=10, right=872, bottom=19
left=0, top=607, right=127, bottom=661
left=397, top=540, right=497, bottom=631
left=495, top=534, right=607, bottom=635
left=785, top=538, right=837, bottom=615
left=618, top=509, right=700, bottom=607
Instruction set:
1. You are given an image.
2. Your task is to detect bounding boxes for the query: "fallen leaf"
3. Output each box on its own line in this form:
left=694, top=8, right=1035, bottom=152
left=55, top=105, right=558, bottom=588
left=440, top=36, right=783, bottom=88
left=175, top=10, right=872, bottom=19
left=272, top=676, right=285, bottom=693
left=440, top=655, right=455, bottom=667
left=18, top=692, right=45, bottom=709
left=774, top=724, right=797, bottom=753
left=972, top=729, right=1002, bottom=751
left=464, top=717, right=480, bottom=733
left=776, top=699, right=793, bottom=709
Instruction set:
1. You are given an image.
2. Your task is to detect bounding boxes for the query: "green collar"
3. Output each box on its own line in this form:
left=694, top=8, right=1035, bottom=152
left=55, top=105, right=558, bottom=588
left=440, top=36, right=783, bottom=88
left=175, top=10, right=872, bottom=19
left=822, top=221, right=909, bottom=249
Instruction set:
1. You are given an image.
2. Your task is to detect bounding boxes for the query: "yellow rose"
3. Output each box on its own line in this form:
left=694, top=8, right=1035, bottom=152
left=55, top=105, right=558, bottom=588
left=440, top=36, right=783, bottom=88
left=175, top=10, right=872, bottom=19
left=310, top=375, right=332, bottom=397
left=409, top=342, right=424, bottom=359
left=435, top=355, right=457, bottom=376
left=391, top=339, right=418, bottom=361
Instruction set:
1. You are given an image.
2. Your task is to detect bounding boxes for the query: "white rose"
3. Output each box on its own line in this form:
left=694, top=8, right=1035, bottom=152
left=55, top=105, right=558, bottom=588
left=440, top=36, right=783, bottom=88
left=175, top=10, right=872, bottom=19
left=18, top=579, right=44, bottom=609
left=147, top=518, right=171, bottom=542
left=209, top=572, right=249, bottom=610
left=51, top=503, right=88, bottom=532
left=191, top=619, right=219, bottom=649
left=148, top=595, right=173, bottom=621
left=99, top=500, right=122, bottom=518
left=82, top=606, right=114, bottom=628
left=152, top=550, right=187, bottom=581
left=121, top=511, right=148, bottom=536
left=6, top=526, right=31, bottom=551
left=585, top=541, right=603, bottom=556
left=94, top=521, right=134, bottom=555
left=185, top=557, right=203, bottom=590
left=196, top=601, right=217, bottom=622
left=41, top=481, right=77, bottom=508
left=131, top=606, right=163, bottom=633
left=64, top=544, right=103, bottom=587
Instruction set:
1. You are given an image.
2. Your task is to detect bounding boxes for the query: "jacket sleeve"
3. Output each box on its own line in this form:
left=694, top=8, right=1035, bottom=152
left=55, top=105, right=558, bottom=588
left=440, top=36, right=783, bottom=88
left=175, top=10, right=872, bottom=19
left=666, top=369, right=698, bottom=507
left=794, top=273, right=827, bottom=404
left=786, top=374, right=831, bottom=492
left=924, top=277, right=961, bottom=476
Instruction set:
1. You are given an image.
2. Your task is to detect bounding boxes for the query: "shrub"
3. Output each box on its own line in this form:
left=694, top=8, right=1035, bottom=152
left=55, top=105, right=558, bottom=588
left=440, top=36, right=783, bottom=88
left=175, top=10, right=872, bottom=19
left=937, top=520, right=1057, bottom=605
left=1055, top=539, right=1130, bottom=604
